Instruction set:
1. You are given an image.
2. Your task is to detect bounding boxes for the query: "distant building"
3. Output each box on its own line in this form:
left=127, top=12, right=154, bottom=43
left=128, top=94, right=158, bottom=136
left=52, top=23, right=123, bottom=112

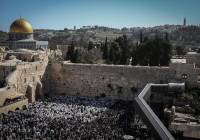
left=171, top=58, right=186, bottom=64
left=7, top=18, right=48, bottom=50
left=186, top=52, right=200, bottom=68
left=74, top=26, right=76, bottom=31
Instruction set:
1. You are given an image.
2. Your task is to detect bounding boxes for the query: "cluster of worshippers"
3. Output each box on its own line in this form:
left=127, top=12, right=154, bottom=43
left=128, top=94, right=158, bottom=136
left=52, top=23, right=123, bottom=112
left=0, top=96, right=150, bottom=140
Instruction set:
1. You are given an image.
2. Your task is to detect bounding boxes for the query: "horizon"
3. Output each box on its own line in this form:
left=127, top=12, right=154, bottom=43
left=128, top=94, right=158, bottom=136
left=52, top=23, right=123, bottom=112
left=1, top=23, right=194, bottom=32
left=1, top=0, right=200, bottom=31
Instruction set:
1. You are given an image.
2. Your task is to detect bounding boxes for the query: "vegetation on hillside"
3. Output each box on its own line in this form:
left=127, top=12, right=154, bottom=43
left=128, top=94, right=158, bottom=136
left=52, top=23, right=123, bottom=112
left=0, top=31, right=7, bottom=41
left=66, top=34, right=172, bottom=66
left=180, top=89, right=200, bottom=118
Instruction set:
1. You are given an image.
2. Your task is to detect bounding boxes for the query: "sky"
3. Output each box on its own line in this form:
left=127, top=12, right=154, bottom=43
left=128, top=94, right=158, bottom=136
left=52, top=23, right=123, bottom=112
left=0, top=0, right=200, bottom=31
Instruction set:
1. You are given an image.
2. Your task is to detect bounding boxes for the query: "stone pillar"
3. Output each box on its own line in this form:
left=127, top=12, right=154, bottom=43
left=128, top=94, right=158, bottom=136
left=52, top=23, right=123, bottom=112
left=26, top=84, right=35, bottom=103
left=36, top=81, right=43, bottom=100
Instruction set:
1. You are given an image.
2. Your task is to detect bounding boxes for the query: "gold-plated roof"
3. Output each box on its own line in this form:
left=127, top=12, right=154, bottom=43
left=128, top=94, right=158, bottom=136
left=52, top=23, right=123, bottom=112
left=10, top=18, right=33, bottom=33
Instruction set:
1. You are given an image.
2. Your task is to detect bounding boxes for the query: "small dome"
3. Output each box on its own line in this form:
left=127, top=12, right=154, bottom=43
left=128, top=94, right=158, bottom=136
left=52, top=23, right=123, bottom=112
left=10, top=18, right=33, bottom=33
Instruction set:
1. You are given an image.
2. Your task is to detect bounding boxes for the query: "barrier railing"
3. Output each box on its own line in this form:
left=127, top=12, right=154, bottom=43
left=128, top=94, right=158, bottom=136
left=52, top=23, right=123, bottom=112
left=135, top=83, right=181, bottom=140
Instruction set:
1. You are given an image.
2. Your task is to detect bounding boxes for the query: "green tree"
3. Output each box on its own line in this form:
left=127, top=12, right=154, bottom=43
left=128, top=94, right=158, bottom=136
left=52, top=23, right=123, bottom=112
left=71, top=49, right=78, bottom=63
left=116, top=35, right=129, bottom=65
left=175, top=46, right=185, bottom=55
left=165, top=32, right=169, bottom=41
left=134, top=39, right=172, bottom=66
left=109, top=42, right=121, bottom=64
left=66, top=41, right=75, bottom=61
left=88, top=41, right=94, bottom=50
left=103, top=37, right=108, bottom=60
left=140, top=31, right=143, bottom=43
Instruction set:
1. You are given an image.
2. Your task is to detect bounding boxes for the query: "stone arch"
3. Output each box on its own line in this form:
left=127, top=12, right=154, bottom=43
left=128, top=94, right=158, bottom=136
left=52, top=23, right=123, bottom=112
left=35, top=81, right=43, bottom=100
left=181, top=73, right=188, bottom=80
left=26, top=84, right=35, bottom=103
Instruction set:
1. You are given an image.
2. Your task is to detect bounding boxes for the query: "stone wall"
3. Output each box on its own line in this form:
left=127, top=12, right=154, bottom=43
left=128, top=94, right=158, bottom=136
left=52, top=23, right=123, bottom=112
left=1, top=58, right=200, bottom=103
left=0, top=52, right=7, bottom=61
left=186, top=53, right=200, bottom=68
left=15, top=61, right=48, bottom=99
left=0, top=54, right=48, bottom=106
left=44, top=63, right=175, bottom=100
left=0, top=65, right=16, bottom=87
left=170, top=63, right=200, bottom=88
left=0, top=99, right=28, bottom=114
left=6, top=51, right=47, bottom=62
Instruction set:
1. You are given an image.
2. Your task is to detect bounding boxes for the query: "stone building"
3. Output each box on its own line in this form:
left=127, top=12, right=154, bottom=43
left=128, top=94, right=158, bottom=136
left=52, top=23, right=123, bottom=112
left=7, top=18, right=48, bottom=50
left=186, top=52, right=200, bottom=68
left=0, top=48, right=48, bottom=114
left=0, top=18, right=49, bottom=113
left=0, top=47, right=7, bottom=61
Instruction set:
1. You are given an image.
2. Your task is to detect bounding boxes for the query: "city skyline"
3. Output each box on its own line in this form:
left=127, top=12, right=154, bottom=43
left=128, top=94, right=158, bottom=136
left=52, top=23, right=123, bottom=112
left=1, top=0, right=200, bottom=31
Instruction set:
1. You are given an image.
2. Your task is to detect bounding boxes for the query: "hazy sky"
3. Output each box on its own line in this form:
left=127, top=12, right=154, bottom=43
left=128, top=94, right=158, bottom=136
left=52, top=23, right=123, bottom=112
left=0, top=0, right=200, bottom=31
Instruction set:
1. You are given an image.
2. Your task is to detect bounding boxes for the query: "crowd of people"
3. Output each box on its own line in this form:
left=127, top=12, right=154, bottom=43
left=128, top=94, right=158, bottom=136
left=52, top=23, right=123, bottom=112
left=0, top=95, right=151, bottom=140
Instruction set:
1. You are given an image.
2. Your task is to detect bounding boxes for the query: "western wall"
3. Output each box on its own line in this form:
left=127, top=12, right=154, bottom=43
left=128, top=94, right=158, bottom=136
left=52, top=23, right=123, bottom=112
left=1, top=59, right=200, bottom=104
left=42, top=62, right=200, bottom=100
left=0, top=52, right=200, bottom=139
left=0, top=48, right=200, bottom=113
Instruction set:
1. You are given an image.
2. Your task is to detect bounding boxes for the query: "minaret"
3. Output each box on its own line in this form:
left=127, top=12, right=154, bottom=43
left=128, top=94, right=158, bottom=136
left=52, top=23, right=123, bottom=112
left=183, top=17, right=186, bottom=26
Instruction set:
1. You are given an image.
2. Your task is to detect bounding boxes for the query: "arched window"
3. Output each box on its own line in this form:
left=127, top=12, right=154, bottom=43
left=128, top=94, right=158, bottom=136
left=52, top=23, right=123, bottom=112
left=181, top=74, right=188, bottom=80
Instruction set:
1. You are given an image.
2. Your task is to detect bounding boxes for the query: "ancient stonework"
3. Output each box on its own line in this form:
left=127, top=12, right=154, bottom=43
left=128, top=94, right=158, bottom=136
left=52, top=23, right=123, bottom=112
left=0, top=49, right=200, bottom=113
left=43, top=62, right=200, bottom=100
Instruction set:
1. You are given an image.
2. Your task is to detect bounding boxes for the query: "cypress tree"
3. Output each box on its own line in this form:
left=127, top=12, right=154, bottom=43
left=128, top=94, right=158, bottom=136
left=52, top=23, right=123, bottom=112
left=66, top=40, right=75, bottom=61
left=140, top=31, right=143, bottom=43
left=103, top=37, right=108, bottom=60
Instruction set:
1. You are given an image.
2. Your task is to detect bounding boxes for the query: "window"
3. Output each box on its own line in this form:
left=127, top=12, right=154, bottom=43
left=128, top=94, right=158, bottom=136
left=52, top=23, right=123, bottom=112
left=33, top=76, right=35, bottom=82
left=181, top=74, right=188, bottom=80
left=24, top=78, right=26, bottom=83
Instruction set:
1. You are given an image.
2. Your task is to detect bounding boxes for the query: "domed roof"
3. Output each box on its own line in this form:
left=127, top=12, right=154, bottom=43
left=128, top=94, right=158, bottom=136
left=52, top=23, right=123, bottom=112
left=10, top=18, right=33, bottom=33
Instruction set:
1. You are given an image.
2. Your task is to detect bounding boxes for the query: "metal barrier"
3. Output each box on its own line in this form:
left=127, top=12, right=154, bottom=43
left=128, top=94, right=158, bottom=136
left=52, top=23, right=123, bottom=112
left=135, top=83, right=183, bottom=140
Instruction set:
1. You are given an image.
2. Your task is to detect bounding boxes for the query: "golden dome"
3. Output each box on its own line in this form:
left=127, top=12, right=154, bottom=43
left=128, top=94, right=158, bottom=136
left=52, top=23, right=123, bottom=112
left=10, top=18, right=33, bottom=33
